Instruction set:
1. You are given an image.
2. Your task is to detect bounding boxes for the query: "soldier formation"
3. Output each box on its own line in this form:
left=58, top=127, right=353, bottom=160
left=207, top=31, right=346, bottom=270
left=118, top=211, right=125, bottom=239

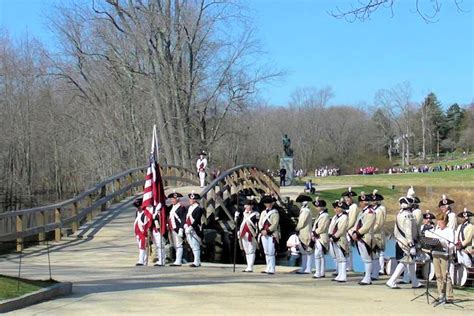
left=133, top=184, right=473, bottom=304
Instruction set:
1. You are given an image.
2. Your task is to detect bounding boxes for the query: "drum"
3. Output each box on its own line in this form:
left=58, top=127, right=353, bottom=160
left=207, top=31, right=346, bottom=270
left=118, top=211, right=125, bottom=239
left=450, top=264, right=472, bottom=287
left=385, top=257, right=398, bottom=275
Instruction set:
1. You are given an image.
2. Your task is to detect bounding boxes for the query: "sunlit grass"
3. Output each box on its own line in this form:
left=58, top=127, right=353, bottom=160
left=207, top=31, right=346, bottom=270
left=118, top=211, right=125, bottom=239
left=0, top=275, right=55, bottom=300
left=306, top=169, right=474, bottom=188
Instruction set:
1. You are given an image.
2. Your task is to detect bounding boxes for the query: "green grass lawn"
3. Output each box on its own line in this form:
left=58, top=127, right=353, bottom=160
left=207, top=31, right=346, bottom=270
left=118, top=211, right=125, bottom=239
left=307, top=168, right=474, bottom=188
left=0, top=275, right=55, bottom=301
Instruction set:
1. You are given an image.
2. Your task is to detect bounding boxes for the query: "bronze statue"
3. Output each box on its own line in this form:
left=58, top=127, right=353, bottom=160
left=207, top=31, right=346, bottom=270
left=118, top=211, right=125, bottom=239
left=282, top=134, right=293, bottom=157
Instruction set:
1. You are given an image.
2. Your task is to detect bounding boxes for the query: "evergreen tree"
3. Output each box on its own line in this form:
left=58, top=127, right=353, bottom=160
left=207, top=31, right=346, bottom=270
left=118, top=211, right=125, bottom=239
left=421, top=92, right=446, bottom=156
left=445, top=103, right=465, bottom=143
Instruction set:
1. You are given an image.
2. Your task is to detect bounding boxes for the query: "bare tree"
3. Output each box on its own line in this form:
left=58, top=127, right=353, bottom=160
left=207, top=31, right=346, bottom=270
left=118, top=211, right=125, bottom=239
left=330, top=0, right=469, bottom=23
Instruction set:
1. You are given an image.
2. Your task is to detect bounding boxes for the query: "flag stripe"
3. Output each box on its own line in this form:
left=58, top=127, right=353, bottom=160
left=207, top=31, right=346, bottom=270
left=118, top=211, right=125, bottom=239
left=141, top=153, right=167, bottom=236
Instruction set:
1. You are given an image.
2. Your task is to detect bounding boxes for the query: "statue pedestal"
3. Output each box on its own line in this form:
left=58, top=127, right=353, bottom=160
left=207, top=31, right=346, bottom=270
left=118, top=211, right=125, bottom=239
left=280, top=157, right=294, bottom=186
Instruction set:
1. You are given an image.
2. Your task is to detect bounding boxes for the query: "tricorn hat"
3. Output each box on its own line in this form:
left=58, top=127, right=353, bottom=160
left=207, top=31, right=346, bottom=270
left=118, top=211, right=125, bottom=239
left=261, top=194, right=276, bottom=204
left=358, top=191, right=372, bottom=202
left=332, top=199, right=349, bottom=210
left=188, top=192, right=201, bottom=200
left=312, top=196, right=326, bottom=207
left=198, top=150, right=207, bottom=156
left=422, top=211, right=435, bottom=220
left=244, top=198, right=257, bottom=206
left=458, top=208, right=473, bottom=218
left=133, top=197, right=143, bottom=208
left=296, top=195, right=313, bottom=203
left=341, top=187, right=357, bottom=197
left=399, top=196, right=414, bottom=206
left=406, top=186, right=420, bottom=204
left=438, top=194, right=454, bottom=207
left=371, top=189, right=384, bottom=201
left=167, top=191, right=183, bottom=199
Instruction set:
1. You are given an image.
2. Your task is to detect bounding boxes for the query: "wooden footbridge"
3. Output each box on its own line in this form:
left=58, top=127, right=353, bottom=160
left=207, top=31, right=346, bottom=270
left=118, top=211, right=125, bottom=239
left=0, top=164, right=288, bottom=261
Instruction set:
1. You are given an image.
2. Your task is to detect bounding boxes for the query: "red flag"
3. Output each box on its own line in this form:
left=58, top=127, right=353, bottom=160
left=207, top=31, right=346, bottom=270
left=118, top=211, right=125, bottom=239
left=141, top=126, right=167, bottom=236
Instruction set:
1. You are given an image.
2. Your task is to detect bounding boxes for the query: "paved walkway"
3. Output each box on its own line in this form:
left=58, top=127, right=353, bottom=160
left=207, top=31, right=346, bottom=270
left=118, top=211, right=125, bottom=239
left=1, top=196, right=472, bottom=315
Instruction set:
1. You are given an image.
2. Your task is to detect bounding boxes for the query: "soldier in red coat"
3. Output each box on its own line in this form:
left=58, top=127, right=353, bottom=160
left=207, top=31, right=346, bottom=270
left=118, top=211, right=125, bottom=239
left=134, top=198, right=151, bottom=266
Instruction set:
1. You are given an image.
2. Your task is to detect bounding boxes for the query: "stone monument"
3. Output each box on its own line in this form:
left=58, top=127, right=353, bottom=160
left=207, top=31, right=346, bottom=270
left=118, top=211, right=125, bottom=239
left=280, top=134, right=294, bottom=186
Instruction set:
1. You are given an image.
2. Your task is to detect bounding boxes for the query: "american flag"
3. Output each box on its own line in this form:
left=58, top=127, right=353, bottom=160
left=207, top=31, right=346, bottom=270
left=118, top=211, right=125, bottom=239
left=141, top=126, right=167, bottom=236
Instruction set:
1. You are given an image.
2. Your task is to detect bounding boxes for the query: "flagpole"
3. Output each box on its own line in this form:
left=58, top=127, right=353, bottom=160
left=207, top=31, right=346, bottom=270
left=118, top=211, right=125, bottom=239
left=153, top=124, right=165, bottom=266
left=147, top=126, right=156, bottom=266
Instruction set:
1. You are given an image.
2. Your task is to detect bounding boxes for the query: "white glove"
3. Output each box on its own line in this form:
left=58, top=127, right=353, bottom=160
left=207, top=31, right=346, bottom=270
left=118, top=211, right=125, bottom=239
left=185, top=225, right=193, bottom=234
left=178, top=228, right=184, bottom=238
left=410, top=247, right=416, bottom=256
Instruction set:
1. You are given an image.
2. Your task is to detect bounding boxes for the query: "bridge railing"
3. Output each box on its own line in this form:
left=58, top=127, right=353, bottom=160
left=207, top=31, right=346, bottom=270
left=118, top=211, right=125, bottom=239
left=199, top=164, right=280, bottom=231
left=0, top=164, right=198, bottom=251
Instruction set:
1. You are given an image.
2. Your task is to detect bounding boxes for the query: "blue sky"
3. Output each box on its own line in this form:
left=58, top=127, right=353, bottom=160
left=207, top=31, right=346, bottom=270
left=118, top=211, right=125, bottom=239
left=1, top=0, right=473, bottom=107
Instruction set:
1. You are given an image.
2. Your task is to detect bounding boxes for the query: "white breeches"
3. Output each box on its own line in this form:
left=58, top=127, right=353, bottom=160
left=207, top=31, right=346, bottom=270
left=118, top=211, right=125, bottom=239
left=199, top=171, right=206, bottom=187
left=261, top=235, right=276, bottom=273
left=186, top=231, right=201, bottom=252
left=152, top=230, right=166, bottom=265
left=314, top=240, right=324, bottom=259
left=261, top=235, right=275, bottom=256
left=171, top=231, right=184, bottom=248
left=329, top=242, right=347, bottom=263
left=357, top=241, right=372, bottom=263
left=241, top=238, right=257, bottom=255
left=312, top=240, right=325, bottom=277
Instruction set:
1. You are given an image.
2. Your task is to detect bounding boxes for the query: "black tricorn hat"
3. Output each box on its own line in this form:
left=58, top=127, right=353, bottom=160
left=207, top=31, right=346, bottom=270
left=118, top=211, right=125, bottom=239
left=341, top=187, right=357, bottom=197
left=371, top=189, right=384, bottom=201
left=438, top=195, right=454, bottom=207
left=296, top=195, right=313, bottom=203
left=133, top=198, right=143, bottom=208
left=188, top=192, right=201, bottom=200
left=312, top=197, right=326, bottom=207
left=358, top=192, right=371, bottom=202
left=332, top=200, right=349, bottom=210
left=198, top=151, right=207, bottom=156
left=261, top=195, right=276, bottom=204
left=422, top=212, right=435, bottom=220
left=458, top=209, right=473, bottom=218
left=399, top=196, right=414, bottom=205
left=167, top=192, right=183, bottom=199
left=244, top=198, right=257, bottom=206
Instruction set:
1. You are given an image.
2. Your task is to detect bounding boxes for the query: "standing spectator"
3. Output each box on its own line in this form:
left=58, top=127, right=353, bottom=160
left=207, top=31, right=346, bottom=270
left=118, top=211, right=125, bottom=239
left=279, top=167, right=287, bottom=186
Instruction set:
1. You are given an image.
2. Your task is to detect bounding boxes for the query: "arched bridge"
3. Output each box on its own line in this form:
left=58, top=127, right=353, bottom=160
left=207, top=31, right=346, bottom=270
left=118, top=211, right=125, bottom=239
left=0, top=164, right=289, bottom=261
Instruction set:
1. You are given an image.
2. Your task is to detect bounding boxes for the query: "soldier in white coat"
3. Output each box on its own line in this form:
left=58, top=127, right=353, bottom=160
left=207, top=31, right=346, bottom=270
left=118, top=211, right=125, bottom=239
left=386, top=196, right=423, bottom=289
left=294, top=195, right=313, bottom=274
left=237, top=198, right=260, bottom=272
left=184, top=192, right=205, bottom=267
left=342, top=187, right=358, bottom=271
left=258, top=195, right=280, bottom=274
left=329, top=199, right=350, bottom=282
left=196, top=151, right=208, bottom=188
left=455, top=209, right=473, bottom=268
left=407, top=186, right=423, bottom=226
left=311, top=198, right=330, bottom=278
left=168, top=192, right=187, bottom=266
left=370, top=190, right=386, bottom=280
left=438, top=195, right=457, bottom=230
left=401, top=186, right=422, bottom=284
left=349, top=192, right=376, bottom=285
